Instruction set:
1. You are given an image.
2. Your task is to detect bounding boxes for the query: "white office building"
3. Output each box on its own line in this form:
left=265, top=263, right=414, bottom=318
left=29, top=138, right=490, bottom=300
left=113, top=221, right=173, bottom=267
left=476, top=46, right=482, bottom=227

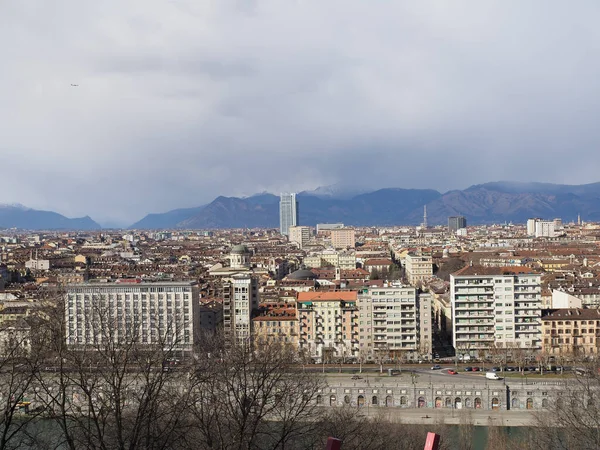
left=450, top=267, right=542, bottom=356
left=65, top=281, right=199, bottom=352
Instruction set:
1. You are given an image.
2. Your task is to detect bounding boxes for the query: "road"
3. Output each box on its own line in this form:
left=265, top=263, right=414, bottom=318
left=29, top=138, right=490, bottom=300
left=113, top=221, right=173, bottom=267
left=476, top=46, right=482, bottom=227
left=355, top=407, right=537, bottom=427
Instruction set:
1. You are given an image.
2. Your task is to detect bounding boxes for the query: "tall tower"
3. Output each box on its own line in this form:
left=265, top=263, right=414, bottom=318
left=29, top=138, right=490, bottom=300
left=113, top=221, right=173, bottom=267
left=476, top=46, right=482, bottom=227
left=422, top=205, right=428, bottom=229
left=279, top=193, right=298, bottom=236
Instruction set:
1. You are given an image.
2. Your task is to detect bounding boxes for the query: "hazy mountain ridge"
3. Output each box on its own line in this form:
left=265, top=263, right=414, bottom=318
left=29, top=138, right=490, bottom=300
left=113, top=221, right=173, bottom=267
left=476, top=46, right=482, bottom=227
left=0, top=205, right=100, bottom=230
left=129, top=181, right=600, bottom=229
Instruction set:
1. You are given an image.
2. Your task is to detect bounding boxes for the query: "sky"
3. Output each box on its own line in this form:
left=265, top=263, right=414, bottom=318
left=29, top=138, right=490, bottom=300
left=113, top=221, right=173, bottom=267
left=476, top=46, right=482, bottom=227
left=3, top=1, right=600, bottom=226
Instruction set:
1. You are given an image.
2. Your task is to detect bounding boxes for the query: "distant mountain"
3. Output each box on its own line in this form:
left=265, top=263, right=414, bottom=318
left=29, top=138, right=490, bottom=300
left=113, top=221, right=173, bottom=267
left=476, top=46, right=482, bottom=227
left=0, top=205, right=100, bottom=230
left=127, top=180, right=600, bottom=229
left=130, top=205, right=207, bottom=229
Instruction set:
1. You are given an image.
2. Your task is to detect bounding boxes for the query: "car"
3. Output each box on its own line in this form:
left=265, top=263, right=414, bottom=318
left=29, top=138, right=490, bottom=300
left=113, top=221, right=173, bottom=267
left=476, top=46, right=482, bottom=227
left=464, top=367, right=473, bottom=372
left=505, top=366, right=516, bottom=372
left=447, top=369, right=457, bottom=375
left=431, top=365, right=442, bottom=370
left=351, top=375, right=363, bottom=380
left=472, top=367, right=480, bottom=372
left=491, top=367, right=501, bottom=372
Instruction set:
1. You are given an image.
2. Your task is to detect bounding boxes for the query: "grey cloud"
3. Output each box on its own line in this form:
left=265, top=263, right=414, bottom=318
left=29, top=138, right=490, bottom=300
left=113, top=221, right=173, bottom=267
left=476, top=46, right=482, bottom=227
left=2, top=0, right=600, bottom=226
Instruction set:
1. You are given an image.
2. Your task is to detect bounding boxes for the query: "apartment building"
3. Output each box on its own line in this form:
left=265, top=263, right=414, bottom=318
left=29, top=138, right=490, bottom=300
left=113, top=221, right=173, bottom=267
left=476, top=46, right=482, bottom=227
left=541, top=308, right=600, bottom=356
left=223, top=274, right=259, bottom=345
left=356, top=286, right=432, bottom=361
left=288, top=226, right=311, bottom=248
left=527, top=218, right=556, bottom=238
left=252, top=303, right=299, bottom=348
left=303, top=250, right=356, bottom=270
left=450, top=266, right=542, bottom=357
left=405, top=253, right=433, bottom=286
left=297, top=291, right=358, bottom=363
left=330, top=228, right=356, bottom=249
left=65, top=281, right=199, bottom=352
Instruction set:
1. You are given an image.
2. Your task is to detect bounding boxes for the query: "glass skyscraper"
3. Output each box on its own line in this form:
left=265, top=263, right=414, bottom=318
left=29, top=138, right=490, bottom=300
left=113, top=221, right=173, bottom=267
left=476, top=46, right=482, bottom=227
left=279, top=193, right=298, bottom=236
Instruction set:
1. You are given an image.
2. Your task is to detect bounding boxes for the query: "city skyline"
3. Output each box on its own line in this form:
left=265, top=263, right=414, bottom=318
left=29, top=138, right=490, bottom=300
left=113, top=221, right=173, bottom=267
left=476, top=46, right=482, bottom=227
left=3, top=1, right=600, bottom=224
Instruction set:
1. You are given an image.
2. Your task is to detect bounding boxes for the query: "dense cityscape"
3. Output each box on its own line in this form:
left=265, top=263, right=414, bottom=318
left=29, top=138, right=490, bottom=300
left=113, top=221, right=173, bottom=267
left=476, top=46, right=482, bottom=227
left=0, top=193, right=599, bottom=448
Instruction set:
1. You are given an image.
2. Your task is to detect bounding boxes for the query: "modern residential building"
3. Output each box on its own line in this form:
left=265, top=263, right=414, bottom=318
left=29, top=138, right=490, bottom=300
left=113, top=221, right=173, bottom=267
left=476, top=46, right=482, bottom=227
left=356, top=285, right=432, bottom=362
left=288, top=226, right=311, bottom=248
left=316, top=223, right=344, bottom=235
left=541, top=308, right=600, bottom=356
left=223, top=274, right=259, bottom=345
left=450, top=266, right=542, bottom=356
left=297, top=291, right=359, bottom=363
left=65, top=281, right=200, bottom=352
left=448, top=216, right=467, bottom=233
left=330, top=228, right=356, bottom=249
left=527, top=218, right=556, bottom=238
left=404, top=253, right=433, bottom=286
left=279, top=193, right=298, bottom=236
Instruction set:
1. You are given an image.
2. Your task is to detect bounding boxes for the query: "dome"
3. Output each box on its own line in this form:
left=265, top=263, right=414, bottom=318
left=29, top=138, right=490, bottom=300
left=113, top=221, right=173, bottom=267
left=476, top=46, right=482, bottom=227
left=287, top=269, right=317, bottom=280
left=230, top=244, right=250, bottom=254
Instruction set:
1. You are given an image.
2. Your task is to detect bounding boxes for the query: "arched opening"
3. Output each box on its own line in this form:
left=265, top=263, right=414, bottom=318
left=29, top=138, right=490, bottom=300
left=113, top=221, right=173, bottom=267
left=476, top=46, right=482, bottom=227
left=474, top=397, right=482, bottom=409
left=344, top=395, right=350, bottom=405
left=372, top=395, right=378, bottom=406
left=465, top=398, right=472, bottom=408
left=542, top=398, right=549, bottom=408
left=357, top=395, right=365, bottom=407
left=435, top=397, right=442, bottom=408
left=385, top=395, right=392, bottom=407
left=454, top=397, right=462, bottom=409
left=512, top=398, right=519, bottom=409
left=330, top=395, right=337, bottom=406
left=400, top=396, right=407, bottom=407
left=526, top=398, right=533, bottom=410
left=445, top=397, right=452, bottom=408
left=492, top=397, right=500, bottom=410
left=316, top=395, right=323, bottom=405
left=418, top=396, right=425, bottom=408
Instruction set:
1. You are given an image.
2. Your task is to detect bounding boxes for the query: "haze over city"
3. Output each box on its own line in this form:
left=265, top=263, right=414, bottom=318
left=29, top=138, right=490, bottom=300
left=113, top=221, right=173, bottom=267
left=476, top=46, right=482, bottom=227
left=3, top=1, right=600, bottom=226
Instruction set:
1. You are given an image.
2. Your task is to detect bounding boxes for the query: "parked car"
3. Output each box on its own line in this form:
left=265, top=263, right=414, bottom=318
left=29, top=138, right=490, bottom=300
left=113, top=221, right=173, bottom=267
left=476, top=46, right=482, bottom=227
left=505, top=366, right=516, bottom=372
left=447, top=369, right=457, bottom=375
left=464, top=367, right=473, bottom=372
left=472, top=367, right=480, bottom=372
left=431, top=365, right=442, bottom=370
left=491, top=367, right=501, bottom=372
left=351, top=375, right=363, bottom=380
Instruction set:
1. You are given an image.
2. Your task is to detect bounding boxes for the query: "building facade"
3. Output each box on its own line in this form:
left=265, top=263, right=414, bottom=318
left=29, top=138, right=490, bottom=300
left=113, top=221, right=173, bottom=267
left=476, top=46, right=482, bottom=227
left=541, top=308, right=600, bottom=356
left=288, top=226, right=311, bottom=248
left=65, top=281, right=199, bottom=352
left=330, top=228, right=356, bottom=249
left=279, top=193, right=298, bottom=236
left=450, top=267, right=542, bottom=356
left=223, top=274, right=259, bottom=345
left=405, top=253, right=433, bottom=286
left=297, top=291, right=359, bottom=363
left=448, top=216, right=467, bottom=233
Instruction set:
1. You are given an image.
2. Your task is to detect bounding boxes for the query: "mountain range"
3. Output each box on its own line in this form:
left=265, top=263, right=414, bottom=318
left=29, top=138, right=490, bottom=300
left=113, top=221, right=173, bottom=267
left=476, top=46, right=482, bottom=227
left=4, top=181, right=600, bottom=231
left=129, top=181, right=600, bottom=229
left=0, top=204, right=100, bottom=231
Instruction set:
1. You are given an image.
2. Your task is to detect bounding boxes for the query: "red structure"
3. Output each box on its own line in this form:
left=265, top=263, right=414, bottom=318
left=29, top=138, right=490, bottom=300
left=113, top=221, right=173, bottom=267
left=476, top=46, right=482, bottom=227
left=325, top=437, right=342, bottom=450
left=424, top=432, right=441, bottom=450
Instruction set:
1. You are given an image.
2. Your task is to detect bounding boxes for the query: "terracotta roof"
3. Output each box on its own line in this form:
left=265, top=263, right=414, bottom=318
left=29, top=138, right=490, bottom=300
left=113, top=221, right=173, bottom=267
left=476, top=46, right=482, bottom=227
left=297, top=291, right=357, bottom=302
left=363, top=259, right=393, bottom=266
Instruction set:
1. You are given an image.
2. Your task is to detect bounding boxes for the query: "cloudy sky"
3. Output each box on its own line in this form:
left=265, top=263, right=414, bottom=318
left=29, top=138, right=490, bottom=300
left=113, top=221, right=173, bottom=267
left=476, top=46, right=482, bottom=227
left=3, top=1, right=600, bottom=226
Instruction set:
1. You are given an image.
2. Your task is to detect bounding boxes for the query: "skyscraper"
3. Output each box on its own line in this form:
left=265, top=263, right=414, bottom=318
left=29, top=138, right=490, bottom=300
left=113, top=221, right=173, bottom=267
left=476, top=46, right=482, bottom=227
left=448, top=216, right=467, bottom=232
left=279, top=193, right=298, bottom=236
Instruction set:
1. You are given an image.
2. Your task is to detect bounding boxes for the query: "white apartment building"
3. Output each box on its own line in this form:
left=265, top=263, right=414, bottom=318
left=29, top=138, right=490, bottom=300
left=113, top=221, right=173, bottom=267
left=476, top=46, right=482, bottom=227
left=450, top=267, right=542, bottom=356
left=330, top=228, right=356, bottom=249
left=223, top=274, right=259, bottom=345
left=65, top=281, right=199, bottom=352
left=527, top=218, right=556, bottom=238
left=405, top=253, right=433, bottom=286
left=288, top=226, right=311, bottom=248
left=356, top=285, right=432, bottom=361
